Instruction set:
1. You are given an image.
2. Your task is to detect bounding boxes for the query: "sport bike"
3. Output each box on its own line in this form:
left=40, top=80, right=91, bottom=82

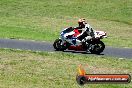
left=53, top=28, right=107, bottom=54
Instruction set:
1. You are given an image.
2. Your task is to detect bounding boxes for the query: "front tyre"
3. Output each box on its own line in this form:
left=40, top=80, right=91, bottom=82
left=89, top=41, right=105, bottom=54
left=53, top=39, right=68, bottom=51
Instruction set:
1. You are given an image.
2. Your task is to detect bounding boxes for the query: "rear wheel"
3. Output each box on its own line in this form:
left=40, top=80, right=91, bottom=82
left=53, top=39, right=69, bottom=51
left=89, top=41, right=105, bottom=54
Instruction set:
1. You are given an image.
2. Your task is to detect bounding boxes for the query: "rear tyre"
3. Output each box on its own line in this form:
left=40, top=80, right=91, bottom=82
left=89, top=41, right=105, bottom=54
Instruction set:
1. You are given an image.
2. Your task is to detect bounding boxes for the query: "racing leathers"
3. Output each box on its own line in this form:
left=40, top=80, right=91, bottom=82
left=61, top=23, right=95, bottom=45
left=77, top=23, right=95, bottom=42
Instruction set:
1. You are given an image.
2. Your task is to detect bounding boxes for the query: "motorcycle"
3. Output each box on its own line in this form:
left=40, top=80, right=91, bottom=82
left=53, top=27, right=107, bottom=54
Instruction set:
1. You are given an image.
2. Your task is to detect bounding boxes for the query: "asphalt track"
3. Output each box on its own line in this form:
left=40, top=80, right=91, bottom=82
left=0, top=38, right=132, bottom=59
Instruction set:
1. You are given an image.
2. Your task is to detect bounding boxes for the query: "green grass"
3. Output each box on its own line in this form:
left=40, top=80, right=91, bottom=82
left=0, top=0, right=132, bottom=47
left=0, top=1, right=131, bottom=87
left=0, top=49, right=132, bottom=88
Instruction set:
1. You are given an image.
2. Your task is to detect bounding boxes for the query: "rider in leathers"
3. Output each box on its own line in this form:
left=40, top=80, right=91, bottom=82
left=61, top=18, right=95, bottom=45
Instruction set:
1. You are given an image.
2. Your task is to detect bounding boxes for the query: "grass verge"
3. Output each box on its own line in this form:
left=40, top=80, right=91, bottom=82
left=0, top=49, right=132, bottom=88
left=0, top=0, right=132, bottom=47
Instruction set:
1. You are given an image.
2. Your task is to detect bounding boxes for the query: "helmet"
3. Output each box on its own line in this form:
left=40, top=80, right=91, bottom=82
left=78, top=18, right=86, bottom=28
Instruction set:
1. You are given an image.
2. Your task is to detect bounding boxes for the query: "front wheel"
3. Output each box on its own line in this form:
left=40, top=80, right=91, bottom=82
left=53, top=39, right=68, bottom=51
left=89, top=41, right=105, bottom=54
